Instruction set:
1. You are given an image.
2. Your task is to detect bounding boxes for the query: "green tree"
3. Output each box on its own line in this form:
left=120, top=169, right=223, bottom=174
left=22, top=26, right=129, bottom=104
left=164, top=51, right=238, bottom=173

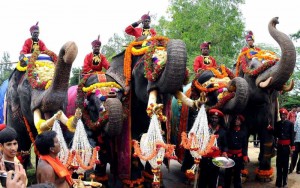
left=156, top=0, right=246, bottom=71
left=101, top=32, right=134, bottom=61
left=0, top=52, right=14, bottom=85
left=69, top=67, right=82, bottom=86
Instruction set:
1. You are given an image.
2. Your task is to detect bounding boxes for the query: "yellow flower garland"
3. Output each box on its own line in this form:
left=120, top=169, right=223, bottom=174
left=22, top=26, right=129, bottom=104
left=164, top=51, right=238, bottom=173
left=45, top=80, right=52, bottom=89
left=35, top=61, right=55, bottom=69
left=16, top=62, right=27, bottom=72
left=131, top=46, right=166, bottom=55
left=66, top=116, right=76, bottom=132
left=82, top=82, right=122, bottom=93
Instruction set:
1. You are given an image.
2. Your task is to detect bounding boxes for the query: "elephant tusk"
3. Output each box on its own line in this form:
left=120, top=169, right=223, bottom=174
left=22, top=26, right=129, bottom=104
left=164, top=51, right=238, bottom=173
left=148, top=90, right=158, bottom=108
left=281, top=79, right=294, bottom=92
left=33, top=109, right=57, bottom=133
left=259, top=77, right=273, bottom=88
left=175, top=91, right=196, bottom=109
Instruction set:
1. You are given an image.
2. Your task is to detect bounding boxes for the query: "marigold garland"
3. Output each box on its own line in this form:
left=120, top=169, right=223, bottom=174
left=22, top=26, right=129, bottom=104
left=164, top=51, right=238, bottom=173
left=241, top=169, right=249, bottom=175
left=235, top=49, right=279, bottom=77
left=23, top=116, right=40, bottom=156
left=122, top=177, right=144, bottom=187
left=131, top=46, right=165, bottom=55
left=143, top=39, right=169, bottom=82
left=255, top=167, right=274, bottom=177
left=124, top=36, right=169, bottom=86
left=208, top=92, right=235, bottom=110
left=16, top=62, right=28, bottom=72
left=207, top=65, right=228, bottom=79
left=180, top=132, right=218, bottom=156
left=146, top=103, right=167, bottom=122
left=132, top=140, right=176, bottom=161
left=82, top=82, right=122, bottom=93
left=193, top=79, right=227, bottom=93
left=75, top=147, right=100, bottom=170
left=27, top=50, right=58, bottom=90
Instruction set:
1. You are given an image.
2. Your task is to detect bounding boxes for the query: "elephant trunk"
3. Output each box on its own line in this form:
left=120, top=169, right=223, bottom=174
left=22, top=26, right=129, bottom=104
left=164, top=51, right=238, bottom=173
left=149, top=39, right=187, bottom=93
left=222, top=77, right=249, bottom=113
left=255, top=17, right=296, bottom=90
left=42, top=42, right=78, bottom=111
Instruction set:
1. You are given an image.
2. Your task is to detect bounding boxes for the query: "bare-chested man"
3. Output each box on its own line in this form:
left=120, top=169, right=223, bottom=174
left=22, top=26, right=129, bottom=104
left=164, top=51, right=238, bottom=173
left=35, top=131, right=74, bottom=188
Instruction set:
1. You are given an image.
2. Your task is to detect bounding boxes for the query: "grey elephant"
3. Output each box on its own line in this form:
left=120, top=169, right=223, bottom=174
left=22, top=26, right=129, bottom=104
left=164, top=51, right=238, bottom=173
left=234, top=17, right=296, bottom=180
left=6, top=42, right=79, bottom=169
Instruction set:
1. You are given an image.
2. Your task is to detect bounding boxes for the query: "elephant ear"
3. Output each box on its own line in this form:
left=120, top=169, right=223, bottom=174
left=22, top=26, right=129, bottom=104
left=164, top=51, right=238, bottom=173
left=156, top=39, right=187, bottom=93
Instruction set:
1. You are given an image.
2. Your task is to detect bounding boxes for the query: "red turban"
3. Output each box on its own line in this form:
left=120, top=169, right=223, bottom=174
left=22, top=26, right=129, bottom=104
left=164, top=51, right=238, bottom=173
left=245, top=31, right=254, bottom=41
left=30, top=21, right=39, bottom=33
left=200, top=41, right=211, bottom=50
left=91, top=35, right=101, bottom=47
left=0, top=123, right=6, bottom=131
left=141, top=13, right=151, bottom=21
left=236, top=115, right=245, bottom=122
left=209, top=109, right=224, bottom=117
left=279, top=108, right=288, bottom=115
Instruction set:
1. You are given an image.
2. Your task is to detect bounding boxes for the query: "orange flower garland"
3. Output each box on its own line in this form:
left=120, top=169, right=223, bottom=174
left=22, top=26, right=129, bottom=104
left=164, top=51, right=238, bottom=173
left=132, top=140, right=176, bottom=161
left=207, top=65, right=228, bottom=79
left=255, top=167, right=274, bottom=177
left=122, top=177, right=144, bottom=187
left=23, top=116, right=40, bottom=156
left=193, top=79, right=227, bottom=93
left=180, top=132, right=218, bottom=156
left=74, top=147, right=100, bottom=170
left=123, top=36, right=169, bottom=86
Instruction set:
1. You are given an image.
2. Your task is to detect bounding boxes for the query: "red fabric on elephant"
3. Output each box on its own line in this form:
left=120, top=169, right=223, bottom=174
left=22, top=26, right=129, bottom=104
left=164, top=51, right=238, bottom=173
left=66, top=85, right=78, bottom=117
left=20, top=38, right=47, bottom=54
left=82, top=52, right=110, bottom=74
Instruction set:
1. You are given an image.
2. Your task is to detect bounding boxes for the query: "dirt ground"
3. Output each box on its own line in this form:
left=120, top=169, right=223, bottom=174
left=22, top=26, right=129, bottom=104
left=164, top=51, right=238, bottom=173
left=160, top=144, right=300, bottom=188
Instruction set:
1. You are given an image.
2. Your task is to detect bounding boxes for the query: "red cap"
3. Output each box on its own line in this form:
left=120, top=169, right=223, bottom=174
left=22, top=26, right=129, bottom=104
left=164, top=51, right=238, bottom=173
left=279, top=108, right=288, bottom=115
left=91, top=35, right=101, bottom=47
left=141, top=12, right=151, bottom=21
left=209, top=109, right=224, bottom=117
left=30, top=21, right=39, bottom=33
left=237, top=115, right=245, bottom=122
left=200, top=41, right=211, bottom=50
left=245, top=31, right=254, bottom=41
left=0, top=123, right=6, bottom=131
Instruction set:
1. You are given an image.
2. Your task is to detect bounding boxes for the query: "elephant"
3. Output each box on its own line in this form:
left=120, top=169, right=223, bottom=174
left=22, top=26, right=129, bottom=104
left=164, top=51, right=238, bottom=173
left=0, top=79, right=8, bottom=123
left=106, top=36, right=189, bottom=186
left=170, top=65, right=249, bottom=174
left=66, top=73, right=124, bottom=185
left=5, top=41, right=79, bottom=169
left=233, top=17, right=296, bottom=179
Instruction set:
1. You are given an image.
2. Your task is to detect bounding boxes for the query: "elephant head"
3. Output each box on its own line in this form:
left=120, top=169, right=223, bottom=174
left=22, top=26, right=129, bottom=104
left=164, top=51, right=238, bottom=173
left=6, top=41, right=78, bottom=167
left=68, top=74, right=123, bottom=137
left=235, top=17, right=296, bottom=173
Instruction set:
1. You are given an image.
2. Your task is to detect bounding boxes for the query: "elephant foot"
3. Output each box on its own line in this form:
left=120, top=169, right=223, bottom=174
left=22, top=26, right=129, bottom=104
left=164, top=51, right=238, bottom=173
left=255, top=167, right=274, bottom=182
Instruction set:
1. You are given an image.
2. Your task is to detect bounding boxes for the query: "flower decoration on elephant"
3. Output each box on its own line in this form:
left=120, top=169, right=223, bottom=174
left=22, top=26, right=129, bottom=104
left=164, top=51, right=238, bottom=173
left=26, top=50, right=58, bottom=90
left=191, top=64, right=236, bottom=109
left=235, top=49, right=280, bottom=77
left=76, top=73, right=122, bottom=130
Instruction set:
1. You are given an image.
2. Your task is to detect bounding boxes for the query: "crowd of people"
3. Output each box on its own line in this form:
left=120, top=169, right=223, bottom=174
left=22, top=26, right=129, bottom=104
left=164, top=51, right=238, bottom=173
left=0, top=13, right=298, bottom=188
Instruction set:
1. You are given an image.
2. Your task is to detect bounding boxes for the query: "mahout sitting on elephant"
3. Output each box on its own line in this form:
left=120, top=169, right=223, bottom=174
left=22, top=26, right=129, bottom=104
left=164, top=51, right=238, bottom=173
left=233, top=17, right=296, bottom=181
left=6, top=42, right=80, bottom=169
